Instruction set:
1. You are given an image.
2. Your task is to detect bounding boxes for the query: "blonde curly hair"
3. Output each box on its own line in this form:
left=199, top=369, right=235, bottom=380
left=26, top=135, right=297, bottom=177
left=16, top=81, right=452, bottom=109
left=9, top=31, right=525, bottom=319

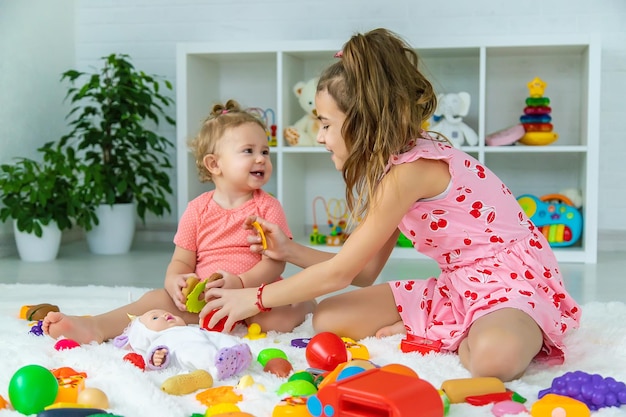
left=188, top=99, right=267, bottom=183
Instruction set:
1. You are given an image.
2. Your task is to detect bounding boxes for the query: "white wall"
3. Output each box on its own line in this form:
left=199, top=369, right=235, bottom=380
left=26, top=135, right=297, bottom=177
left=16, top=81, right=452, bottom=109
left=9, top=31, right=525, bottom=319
left=1, top=0, right=625, bottom=243
left=0, top=0, right=75, bottom=239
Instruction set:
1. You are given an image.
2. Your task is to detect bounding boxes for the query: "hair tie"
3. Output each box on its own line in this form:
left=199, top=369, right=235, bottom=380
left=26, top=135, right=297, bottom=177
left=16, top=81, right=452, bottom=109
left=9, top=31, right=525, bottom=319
left=221, top=109, right=229, bottom=114
left=333, top=50, right=343, bottom=58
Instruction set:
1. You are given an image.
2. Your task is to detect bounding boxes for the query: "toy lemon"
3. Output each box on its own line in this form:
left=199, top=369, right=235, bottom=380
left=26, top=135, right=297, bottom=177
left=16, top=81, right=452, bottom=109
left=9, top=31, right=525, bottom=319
left=205, top=403, right=240, bottom=416
left=272, top=396, right=309, bottom=417
left=342, top=337, right=370, bottom=360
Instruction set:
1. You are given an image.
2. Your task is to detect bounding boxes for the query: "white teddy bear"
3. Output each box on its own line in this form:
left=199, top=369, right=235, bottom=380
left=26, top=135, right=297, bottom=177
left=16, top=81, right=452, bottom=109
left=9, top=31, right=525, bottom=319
left=284, top=77, right=321, bottom=146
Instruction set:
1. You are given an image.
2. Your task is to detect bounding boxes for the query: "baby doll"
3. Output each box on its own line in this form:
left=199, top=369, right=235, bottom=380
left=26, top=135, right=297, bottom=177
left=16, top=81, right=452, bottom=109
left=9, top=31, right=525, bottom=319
left=114, top=309, right=252, bottom=380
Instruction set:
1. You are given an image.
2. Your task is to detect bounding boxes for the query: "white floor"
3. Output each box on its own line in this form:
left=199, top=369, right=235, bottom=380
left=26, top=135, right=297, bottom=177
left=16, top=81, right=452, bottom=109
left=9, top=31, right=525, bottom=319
left=0, top=241, right=625, bottom=305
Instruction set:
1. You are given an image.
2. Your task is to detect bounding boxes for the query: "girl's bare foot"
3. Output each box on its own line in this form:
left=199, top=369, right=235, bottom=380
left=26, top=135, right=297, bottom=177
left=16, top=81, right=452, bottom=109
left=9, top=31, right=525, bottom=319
left=42, top=312, right=104, bottom=344
left=375, top=320, right=407, bottom=338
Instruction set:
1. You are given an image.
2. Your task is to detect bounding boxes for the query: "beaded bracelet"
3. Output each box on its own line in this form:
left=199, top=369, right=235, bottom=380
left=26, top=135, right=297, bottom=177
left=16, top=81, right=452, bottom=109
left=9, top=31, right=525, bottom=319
left=255, top=283, right=272, bottom=312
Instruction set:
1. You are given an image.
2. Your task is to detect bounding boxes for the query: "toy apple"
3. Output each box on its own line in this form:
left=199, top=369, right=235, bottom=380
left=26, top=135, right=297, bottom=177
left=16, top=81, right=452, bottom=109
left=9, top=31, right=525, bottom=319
left=201, top=309, right=233, bottom=332
left=305, top=332, right=348, bottom=371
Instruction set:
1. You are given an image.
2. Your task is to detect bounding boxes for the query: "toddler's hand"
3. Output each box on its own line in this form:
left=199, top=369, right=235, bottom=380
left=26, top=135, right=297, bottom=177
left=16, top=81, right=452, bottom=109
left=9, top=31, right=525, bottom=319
left=203, top=270, right=244, bottom=290
left=168, top=273, right=197, bottom=312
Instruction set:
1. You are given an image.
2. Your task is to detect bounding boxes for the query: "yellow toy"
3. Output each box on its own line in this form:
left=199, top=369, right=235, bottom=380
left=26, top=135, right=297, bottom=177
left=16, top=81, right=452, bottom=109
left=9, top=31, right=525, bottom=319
left=440, top=376, right=506, bottom=404
left=519, top=131, right=558, bottom=145
left=251, top=221, right=267, bottom=250
left=341, top=337, right=370, bottom=360
left=531, top=393, right=590, bottom=417
left=206, top=403, right=241, bottom=416
left=76, top=388, right=109, bottom=409
left=161, top=369, right=213, bottom=396
left=243, top=323, right=266, bottom=340
left=272, top=396, right=309, bottom=417
left=54, top=376, right=85, bottom=404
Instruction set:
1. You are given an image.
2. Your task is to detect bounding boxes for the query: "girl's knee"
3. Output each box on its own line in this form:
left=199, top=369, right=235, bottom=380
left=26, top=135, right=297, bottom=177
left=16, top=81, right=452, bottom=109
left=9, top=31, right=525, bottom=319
left=311, top=300, right=336, bottom=333
left=466, top=331, right=532, bottom=381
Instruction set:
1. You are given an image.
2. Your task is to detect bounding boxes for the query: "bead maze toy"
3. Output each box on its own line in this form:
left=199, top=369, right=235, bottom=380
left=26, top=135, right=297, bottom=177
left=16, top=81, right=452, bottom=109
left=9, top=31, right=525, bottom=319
left=517, top=193, right=582, bottom=247
left=310, top=197, right=349, bottom=246
left=519, top=77, right=558, bottom=145
left=247, top=107, right=277, bottom=146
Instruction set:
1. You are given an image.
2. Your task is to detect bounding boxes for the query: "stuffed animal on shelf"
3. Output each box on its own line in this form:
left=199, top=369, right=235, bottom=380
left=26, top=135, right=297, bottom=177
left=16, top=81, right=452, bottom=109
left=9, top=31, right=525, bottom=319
left=284, top=77, right=321, bottom=146
left=430, top=92, right=478, bottom=148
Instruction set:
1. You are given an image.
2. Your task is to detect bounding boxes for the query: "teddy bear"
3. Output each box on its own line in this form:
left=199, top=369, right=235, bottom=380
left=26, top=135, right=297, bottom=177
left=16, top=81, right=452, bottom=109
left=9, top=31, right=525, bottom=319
left=284, top=77, right=321, bottom=146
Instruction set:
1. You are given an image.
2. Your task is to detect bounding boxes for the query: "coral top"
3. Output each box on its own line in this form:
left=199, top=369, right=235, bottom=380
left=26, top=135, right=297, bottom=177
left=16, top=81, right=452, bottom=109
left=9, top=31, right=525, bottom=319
left=174, top=189, right=291, bottom=279
left=387, top=138, right=580, bottom=361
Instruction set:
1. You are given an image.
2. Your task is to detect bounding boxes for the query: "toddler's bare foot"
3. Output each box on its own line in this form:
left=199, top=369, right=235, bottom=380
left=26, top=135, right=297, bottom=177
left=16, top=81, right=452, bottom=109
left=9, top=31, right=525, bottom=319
left=375, top=320, right=407, bottom=338
left=42, top=312, right=104, bottom=344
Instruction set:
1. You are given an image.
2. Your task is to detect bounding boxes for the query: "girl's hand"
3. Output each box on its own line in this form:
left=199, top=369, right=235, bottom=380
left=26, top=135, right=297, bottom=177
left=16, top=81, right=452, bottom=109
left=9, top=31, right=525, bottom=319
left=166, top=273, right=197, bottom=312
left=200, top=287, right=259, bottom=332
left=244, top=216, right=291, bottom=261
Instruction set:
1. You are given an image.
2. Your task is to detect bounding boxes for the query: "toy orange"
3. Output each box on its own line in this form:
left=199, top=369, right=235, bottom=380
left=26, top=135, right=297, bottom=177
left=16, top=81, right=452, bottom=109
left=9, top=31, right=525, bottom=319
left=380, top=363, right=419, bottom=378
left=196, top=386, right=242, bottom=407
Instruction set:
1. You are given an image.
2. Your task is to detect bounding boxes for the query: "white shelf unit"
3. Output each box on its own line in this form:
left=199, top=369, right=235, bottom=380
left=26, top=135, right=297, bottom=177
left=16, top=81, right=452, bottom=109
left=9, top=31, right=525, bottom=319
left=176, top=35, right=600, bottom=264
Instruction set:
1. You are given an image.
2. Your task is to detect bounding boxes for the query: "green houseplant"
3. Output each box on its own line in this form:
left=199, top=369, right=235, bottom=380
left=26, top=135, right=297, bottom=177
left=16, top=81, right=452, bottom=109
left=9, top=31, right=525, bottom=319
left=55, top=53, right=176, bottom=253
left=0, top=146, right=97, bottom=261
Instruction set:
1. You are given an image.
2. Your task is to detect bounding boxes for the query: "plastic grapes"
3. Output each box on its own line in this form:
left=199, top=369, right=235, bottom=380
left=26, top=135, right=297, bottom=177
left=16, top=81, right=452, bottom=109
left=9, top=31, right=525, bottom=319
left=538, top=371, right=626, bottom=410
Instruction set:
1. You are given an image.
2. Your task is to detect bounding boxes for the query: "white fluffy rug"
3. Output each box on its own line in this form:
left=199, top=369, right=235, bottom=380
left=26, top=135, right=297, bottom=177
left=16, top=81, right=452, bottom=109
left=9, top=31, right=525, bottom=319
left=0, top=283, right=625, bottom=417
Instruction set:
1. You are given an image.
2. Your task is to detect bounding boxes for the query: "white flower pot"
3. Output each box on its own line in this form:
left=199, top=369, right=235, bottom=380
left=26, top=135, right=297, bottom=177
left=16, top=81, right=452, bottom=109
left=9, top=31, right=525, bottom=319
left=13, top=220, right=62, bottom=262
left=86, top=203, right=136, bottom=255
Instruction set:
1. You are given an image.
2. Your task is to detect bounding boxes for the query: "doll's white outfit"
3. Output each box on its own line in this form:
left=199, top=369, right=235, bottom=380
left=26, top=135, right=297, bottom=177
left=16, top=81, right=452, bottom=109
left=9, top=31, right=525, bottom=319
left=119, top=319, right=251, bottom=380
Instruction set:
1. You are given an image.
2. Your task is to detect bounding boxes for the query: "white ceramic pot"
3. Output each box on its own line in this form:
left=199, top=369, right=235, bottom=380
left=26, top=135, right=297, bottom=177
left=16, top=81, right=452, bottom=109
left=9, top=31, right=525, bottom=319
left=86, top=203, right=136, bottom=255
left=13, top=220, right=62, bottom=262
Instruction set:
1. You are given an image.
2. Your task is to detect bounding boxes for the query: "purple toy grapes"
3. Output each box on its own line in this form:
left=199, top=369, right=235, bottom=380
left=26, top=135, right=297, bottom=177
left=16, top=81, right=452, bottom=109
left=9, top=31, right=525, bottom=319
left=539, top=370, right=626, bottom=410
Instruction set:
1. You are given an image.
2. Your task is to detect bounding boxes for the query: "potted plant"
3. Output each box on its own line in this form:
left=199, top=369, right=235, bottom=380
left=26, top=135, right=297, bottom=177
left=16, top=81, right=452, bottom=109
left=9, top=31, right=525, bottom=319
left=0, top=146, right=97, bottom=262
left=55, top=53, right=176, bottom=254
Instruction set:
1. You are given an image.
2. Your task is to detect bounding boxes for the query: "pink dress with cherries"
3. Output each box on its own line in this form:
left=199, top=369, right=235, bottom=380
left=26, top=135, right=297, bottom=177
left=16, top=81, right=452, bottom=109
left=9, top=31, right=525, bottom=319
left=387, top=138, right=580, bottom=362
